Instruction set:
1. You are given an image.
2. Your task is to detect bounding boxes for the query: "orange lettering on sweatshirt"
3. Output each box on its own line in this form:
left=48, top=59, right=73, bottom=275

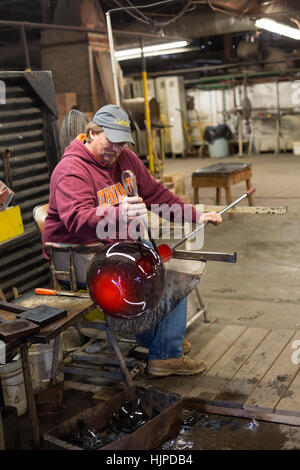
left=97, top=182, right=127, bottom=207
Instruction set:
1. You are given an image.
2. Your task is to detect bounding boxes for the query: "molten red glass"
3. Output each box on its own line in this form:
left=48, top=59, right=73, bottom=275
left=157, top=244, right=173, bottom=263
left=87, top=241, right=166, bottom=319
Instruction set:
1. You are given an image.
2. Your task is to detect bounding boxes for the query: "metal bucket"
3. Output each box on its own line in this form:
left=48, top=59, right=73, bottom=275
left=28, top=338, right=63, bottom=393
left=0, top=359, right=27, bottom=416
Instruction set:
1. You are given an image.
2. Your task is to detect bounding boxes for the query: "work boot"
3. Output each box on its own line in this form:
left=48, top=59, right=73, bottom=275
left=147, top=356, right=207, bottom=377
left=182, top=339, right=192, bottom=355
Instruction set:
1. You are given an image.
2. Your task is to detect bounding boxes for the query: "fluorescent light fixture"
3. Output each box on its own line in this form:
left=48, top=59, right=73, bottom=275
left=255, top=18, right=300, bottom=40
left=115, top=41, right=189, bottom=61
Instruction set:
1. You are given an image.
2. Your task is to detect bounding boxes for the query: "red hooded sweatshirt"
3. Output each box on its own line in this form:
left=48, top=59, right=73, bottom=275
left=42, top=138, right=200, bottom=258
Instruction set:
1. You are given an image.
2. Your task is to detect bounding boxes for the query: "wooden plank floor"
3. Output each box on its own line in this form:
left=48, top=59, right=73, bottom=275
left=133, top=321, right=300, bottom=426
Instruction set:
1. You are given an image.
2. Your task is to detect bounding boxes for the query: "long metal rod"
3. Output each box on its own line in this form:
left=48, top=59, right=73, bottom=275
left=172, top=189, right=255, bottom=251
left=106, top=12, right=120, bottom=106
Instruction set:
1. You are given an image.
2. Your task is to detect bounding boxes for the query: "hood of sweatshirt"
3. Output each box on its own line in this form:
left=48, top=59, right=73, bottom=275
left=62, top=137, right=116, bottom=170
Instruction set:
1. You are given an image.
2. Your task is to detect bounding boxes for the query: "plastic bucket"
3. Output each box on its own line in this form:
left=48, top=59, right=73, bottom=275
left=293, top=141, right=300, bottom=155
left=208, top=137, right=229, bottom=158
left=0, top=359, right=27, bottom=416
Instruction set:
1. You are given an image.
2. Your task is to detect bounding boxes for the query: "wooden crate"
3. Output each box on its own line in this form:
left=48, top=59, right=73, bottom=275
left=43, top=385, right=182, bottom=450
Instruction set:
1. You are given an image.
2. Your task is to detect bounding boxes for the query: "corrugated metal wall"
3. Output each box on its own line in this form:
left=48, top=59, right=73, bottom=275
left=0, top=72, right=60, bottom=301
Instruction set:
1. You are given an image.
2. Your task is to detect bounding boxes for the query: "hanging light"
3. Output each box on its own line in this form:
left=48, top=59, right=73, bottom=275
left=115, top=41, right=189, bottom=61
left=255, top=18, right=300, bottom=40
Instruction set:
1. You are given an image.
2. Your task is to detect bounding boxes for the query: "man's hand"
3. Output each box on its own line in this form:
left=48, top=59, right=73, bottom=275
left=120, top=196, right=148, bottom=222
left=198, top=211, right=222, bottom=225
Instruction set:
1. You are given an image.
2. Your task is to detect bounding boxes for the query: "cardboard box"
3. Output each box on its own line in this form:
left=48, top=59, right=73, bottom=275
left=177, top=193, right=191, bottom=204
left=0, top=206, right=24, bottom=243
left=163, top=173, right=186, bottom=196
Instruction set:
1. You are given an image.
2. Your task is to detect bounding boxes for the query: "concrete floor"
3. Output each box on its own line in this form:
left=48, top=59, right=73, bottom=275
left=164, top=152, right=300, bottom=331
left=158, top=153, right=300, bottom=450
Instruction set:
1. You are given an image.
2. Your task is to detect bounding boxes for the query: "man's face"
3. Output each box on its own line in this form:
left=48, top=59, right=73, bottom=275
left=90, top=131, right=128, bottom=167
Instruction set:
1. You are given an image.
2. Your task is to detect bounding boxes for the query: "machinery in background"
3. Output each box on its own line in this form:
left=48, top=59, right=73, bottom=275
left=124, top=76, right=188, bottom=160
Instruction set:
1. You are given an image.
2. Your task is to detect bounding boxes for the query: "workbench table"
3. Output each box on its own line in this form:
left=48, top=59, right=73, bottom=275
left=192, top=162, right=254, bottom=218
left=0, top=291, right=95, bottom=448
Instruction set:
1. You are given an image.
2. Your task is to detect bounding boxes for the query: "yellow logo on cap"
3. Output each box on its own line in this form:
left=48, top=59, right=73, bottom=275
left=114, top=118, right=130, bottom=128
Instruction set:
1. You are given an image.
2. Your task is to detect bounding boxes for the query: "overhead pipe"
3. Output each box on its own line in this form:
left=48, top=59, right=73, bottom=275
left=0, top=19, right=186, bottom=41
left=194, top=84, right=233, bottom=90
left=203, top=0, right=262, bottom=16
left=106, top=11, right=120, bottom=106
left=129, top=54, right=300, bottom=78
left=186, top=76, right=299, bottom=90
left=186, top=67, right=300, bottom=86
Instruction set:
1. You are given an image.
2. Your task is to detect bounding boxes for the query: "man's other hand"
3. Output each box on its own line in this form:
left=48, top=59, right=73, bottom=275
left=198, top=211, right=222, bottom=225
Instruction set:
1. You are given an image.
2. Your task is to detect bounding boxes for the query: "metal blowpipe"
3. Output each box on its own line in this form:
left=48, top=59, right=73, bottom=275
left=171, top=188, right=256, bottom=251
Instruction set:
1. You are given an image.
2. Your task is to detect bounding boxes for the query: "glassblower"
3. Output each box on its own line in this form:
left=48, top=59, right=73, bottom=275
left=87, top=171, right=255, bottom=319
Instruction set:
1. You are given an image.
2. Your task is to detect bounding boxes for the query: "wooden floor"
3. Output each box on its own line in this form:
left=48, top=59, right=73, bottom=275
left=133, top=320, right=300, bottom=426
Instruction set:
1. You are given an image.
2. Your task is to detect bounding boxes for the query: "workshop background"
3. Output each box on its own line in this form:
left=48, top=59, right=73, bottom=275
left=0, top=0, right=300, bottom=452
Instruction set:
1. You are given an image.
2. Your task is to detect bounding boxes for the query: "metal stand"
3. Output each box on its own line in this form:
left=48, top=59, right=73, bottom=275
left=50, top=335, right=61, bottom=386
left=0, top=410, right=5, bottom=450
left=105, top=325, right=133, bottom=388
left=186, top=285, right=208, bottom=329
left=20, top=343, right=40, bottom=448
left=59, top=320, right=145, bottom=389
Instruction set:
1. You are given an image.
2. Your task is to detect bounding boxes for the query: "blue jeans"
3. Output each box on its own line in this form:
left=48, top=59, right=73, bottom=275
left=135, top=297, right=187, bottom=360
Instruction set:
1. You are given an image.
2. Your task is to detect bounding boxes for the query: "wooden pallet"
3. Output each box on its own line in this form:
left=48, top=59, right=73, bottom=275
left=134, top=322, right=300, bottom=426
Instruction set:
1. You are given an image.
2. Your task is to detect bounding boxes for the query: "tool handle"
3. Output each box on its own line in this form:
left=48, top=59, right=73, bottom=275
left=121, top=169, right=160, bottom=254
left=246, top=188, right=256, bottom=196
left=218, top=188, right=256, bottom=215
left=35, top=288, right=57, bottom=296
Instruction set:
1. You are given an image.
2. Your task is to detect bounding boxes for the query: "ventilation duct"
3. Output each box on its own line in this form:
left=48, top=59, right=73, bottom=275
left=206, top=0, right=262, bottom=16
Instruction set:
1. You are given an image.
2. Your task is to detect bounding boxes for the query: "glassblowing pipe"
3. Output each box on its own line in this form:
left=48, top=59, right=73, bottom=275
left=157, top=188, right=256, bottom=262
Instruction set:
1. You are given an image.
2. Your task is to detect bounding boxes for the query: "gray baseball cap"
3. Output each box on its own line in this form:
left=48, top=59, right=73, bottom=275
left=93, top=104, right=135, bottom=145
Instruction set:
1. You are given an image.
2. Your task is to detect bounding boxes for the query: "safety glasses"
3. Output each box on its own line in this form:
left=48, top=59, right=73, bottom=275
left=107, top=140, right=128, bottom=152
